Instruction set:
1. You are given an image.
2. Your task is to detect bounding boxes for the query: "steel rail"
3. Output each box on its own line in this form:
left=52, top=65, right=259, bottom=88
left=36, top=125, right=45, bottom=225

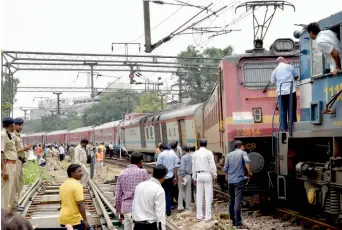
left=18, top=178, right=40, bottom=206
left=21, top=180, right=42, bottom=217
left=88, top=180, right=116, bottom=230
left=277, top=208, right=339, bottom=229
left=88, top=180, right=117, bottom=219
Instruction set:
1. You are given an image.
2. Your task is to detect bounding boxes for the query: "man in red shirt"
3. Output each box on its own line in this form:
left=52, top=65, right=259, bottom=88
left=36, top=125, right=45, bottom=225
left=115, top=152, right=149, bottom=230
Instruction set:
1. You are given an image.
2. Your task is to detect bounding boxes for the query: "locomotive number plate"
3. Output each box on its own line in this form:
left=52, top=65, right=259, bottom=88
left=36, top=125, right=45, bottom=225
left=323, top=82, right=342, bottom=102
left=236, top=128, right=261, bottom=136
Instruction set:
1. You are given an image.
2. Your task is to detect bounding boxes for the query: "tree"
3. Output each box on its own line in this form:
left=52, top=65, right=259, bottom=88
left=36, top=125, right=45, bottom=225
left=1, top=73, right=20, bottom=118
left=82, top=90, right=140, bottom=126
left=176, top=45, right=234, bottom=104
left=134, top=93, right=167, bottom=113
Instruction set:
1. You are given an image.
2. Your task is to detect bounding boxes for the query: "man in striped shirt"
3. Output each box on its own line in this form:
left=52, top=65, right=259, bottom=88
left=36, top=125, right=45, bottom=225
left=115, top=152, right=149, bottom=230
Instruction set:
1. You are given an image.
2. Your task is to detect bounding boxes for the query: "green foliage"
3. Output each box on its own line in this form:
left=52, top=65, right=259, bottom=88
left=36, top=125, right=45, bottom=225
left=1, top=73, right=20, bottom=118
left=82, top=90, right=140, bottom=126
left=135, top=93, right=167, bottom=113
left=176, top=45, right=234, bottom=104
left=23, top=161, right=54, bottom=185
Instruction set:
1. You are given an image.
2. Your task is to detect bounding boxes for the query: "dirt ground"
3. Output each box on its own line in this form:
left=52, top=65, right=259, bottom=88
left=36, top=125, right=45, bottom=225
left=44, top=157, right=303, bottom=230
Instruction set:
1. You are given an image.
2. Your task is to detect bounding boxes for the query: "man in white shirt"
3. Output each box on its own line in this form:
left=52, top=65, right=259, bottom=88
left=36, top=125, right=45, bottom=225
left=73, top=139, right=89, bottom=186
left=59, top=145, right=65, bottom=161
left=132, top=164, right=167, bottom=230
left=271, top=57, right=298, bottom=132
left=307, top=22, right=341, bottom=76
left=192, top=139, right=217, bottom=221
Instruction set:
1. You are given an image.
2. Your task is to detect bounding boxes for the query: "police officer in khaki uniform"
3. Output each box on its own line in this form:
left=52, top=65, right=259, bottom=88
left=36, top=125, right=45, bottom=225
left=1, top=118, right=18, bottom=214
left=13, top=118, right=31, bottom=211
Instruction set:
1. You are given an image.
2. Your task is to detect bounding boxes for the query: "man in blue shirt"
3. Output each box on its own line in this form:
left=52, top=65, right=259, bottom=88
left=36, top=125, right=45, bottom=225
left=224, top=141, right=252, bottom=228
left=156, top=143, right=179, bottom=216
left=271, top=57, right=298, bottom=132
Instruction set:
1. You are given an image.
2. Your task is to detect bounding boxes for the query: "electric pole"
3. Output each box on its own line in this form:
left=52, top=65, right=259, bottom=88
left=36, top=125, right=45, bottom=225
left=178, top=76, right=183, bottom=103
left=20, top=108, right=28, bottom=122
left=160, top=94, right=164, bottom=110
left=53, top=92, right=62, bottom=115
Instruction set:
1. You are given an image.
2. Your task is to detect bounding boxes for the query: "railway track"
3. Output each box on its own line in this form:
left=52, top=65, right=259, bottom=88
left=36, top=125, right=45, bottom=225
left=19, top=171, right=181, bottom=229
left=106, top=157, right=340, bottom=230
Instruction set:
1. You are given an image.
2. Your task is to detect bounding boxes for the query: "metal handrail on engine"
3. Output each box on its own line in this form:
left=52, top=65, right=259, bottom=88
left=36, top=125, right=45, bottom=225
left=271, top=81, right=295, bottom=159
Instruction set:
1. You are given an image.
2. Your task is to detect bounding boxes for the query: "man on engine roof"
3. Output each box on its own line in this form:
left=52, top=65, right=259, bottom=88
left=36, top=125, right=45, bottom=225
left=307, top=22, right=341, bottom=76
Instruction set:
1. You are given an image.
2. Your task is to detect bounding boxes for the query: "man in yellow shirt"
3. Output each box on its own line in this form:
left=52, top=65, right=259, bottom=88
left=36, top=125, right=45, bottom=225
left=59, top=164, right=90, bottom=229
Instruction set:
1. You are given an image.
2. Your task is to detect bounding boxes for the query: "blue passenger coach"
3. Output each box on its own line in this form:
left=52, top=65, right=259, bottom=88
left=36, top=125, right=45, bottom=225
left=275, top=11, right=342, bottom=224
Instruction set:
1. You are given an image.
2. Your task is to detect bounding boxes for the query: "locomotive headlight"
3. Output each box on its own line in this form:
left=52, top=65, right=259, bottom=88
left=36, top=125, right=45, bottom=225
left=273, top=39, right=295, bottom=52
left=253, top=107, right=262, bottom=123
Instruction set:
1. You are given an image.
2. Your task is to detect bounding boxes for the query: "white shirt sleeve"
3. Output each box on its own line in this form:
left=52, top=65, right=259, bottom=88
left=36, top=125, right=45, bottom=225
left=291, top=65, right=298, bottom=78
left=155, top=188, right=166, bottom=230
left=271, top=69, right=276, bottom=84
left=1, top=131, right=6, bottom=152
left=208, top=151, right=217, bottom=177
left=192, top=153, right=197, bottom=180
left=74, top=146, right=80, bottom=164
left=317, top=42, right=334, bottom=54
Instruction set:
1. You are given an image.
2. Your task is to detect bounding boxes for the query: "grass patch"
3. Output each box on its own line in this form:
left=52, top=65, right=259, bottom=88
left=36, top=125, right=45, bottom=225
left=23, top=161, right=55, bottom=185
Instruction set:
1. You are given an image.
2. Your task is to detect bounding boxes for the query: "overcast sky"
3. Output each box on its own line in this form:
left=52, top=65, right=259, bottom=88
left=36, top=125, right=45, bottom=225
left=0, top=0, right=341, bottom=118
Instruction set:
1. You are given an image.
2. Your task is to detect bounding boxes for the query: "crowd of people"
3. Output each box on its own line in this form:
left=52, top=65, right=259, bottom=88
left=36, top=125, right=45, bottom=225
left=56, top=138, right=253, bottom=230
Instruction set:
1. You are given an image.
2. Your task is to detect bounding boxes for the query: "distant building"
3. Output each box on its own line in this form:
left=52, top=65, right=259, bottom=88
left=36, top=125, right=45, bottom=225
left=29, top=98, right=72, bottom=120
left=72, top=96, right=100, bottom=116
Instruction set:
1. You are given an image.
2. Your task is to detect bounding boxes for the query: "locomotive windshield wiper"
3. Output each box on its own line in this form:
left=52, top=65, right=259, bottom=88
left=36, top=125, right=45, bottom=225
left=262, top=81, right=272, bottom=93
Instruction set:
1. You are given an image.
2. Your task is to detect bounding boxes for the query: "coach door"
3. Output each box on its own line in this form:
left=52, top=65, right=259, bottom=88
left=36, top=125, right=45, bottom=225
left=154, top=123, right=162, bottom=147
left=140, top=125, right=146, bottom=148
left=161, top=122, right=168, bottom=144
left=178, top=119, right=186, bottom=146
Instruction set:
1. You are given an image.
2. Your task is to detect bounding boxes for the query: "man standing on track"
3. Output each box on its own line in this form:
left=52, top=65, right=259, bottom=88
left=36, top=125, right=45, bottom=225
left=192, top=139, right=217, bottom=221
left=1, top=118, right=18, bottom=215
left=109, top=142, right=114, bottom=159
left=68, top=144, right=75, bottom=163
left=59, top=164, right=90, bottom=230
left=95, top=146, right=104, bottom=177
left=156, top=143, right=179, bottom=216
left=1, top=118, right=18, bottom=214
left=74, top=139, right=90, bottom=186
left=115, top=152, right=149, bottom=230
left=132, top=164, right=167, bottom=230
left=177, top=146, right=192, bottom=211
left=224, top=140, right=253, bottom=228
left=12, top=118, right=31, bottom=211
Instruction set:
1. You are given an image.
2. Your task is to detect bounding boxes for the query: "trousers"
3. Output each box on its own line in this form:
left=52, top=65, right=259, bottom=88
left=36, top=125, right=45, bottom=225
left=279, top=92, right=297, bottom=131
left=228, top=180, right=245, bottom=226
left=177, top=174, right=192, bottom=210
left=13, top=159, right=24, bottom=207
left=196, top=172, right=213, bottom=220
left=161, top=177, right=173, bottom=213
left=123, top=213, right=133, bottom=230
left=134, top=222, right=160, bottom=230
left=95, top=162, right=103, bottom=177
left=1, top=163, right=17, bottom=210
left=90, top=160, right=95, bottom=179
left=80, top=163, right=90, bottom=186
